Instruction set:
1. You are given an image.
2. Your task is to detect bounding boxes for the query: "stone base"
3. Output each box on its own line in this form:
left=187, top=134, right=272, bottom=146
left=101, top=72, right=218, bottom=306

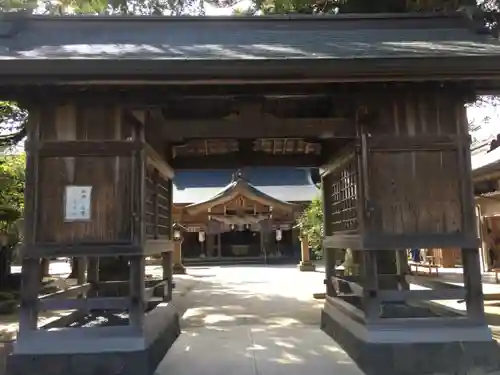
left=321, top=300, right=500, bottom=375
left=172, top=263, right=186, bottom=275
left=6, top=303, right=181, bottom=375
left=297, top=261, right=316, bottom=272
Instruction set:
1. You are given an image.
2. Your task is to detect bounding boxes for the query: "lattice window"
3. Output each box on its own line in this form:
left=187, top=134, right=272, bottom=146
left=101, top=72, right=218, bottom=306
left=145, top=169, right=155, bottom=238
left=156, top=175, right=172, bottom=238
left=329, top=158, right=358, bottom=232
left=145, top=167, right=172, bottom=240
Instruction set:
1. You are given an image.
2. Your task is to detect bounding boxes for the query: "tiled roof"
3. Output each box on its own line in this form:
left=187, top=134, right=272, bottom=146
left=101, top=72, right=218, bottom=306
left=1, top=13, right=500, bottom=60
left=173, top=167, right=319, bottom=204
left=471, top=147, right=500, bottom=175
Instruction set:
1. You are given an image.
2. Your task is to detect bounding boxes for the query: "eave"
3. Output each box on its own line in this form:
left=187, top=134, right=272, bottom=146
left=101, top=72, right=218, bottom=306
left=1, top=57, right=500, bottom=88
left=184, top=177, right=297, bottom=216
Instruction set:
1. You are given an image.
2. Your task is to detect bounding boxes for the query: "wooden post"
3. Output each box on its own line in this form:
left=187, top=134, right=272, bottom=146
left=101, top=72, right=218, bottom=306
left=129, top=255, right=145, bottom=330
left=76, top=257, right=87, bottom=285
left=362, top=251, right=380, bottom=323
left=87, top=257, right=99, bottom=297
left=162, top=251, right=173, bottom=301
left=462, top=248, right=486, bottom=322
left=396, top=249, right=410, bottom=290
left=217, top=232, right=222, bottom=258
left=19, top=107, right=41, bottom=337
left=19, top=258, right=41, bottom=336
left=172, top=239, right=186, bottom=274
left=322, top=172, right=336, bottom=296
left=298, top=234, right=315, bottom=272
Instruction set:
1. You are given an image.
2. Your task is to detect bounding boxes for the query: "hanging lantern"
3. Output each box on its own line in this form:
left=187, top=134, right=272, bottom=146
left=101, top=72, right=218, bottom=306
left=198, top=230, right=206, bottom=243
left=173, top=229, right=182, bottom=241
left=275, top=229, right=282, bottom=242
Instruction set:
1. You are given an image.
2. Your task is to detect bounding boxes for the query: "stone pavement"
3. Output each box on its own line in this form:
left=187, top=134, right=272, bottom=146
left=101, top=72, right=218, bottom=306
left=156, top=265, right=365, bottom=375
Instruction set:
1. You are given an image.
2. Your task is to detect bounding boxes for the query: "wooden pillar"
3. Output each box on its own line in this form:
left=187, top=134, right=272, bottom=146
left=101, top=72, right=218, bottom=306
left=129, top=255, right=145, bottom=329
left=476, top=204, right=487, bottom=273
left=162, top=251, right=173, bottom=301
left=19, top=258, right=41, bottom=336
left=87, top=257, right=99, bottom=298
left=298, top=234, right=315, bottom=272
left=76, top=257, right=86, bottom=285
left=462, top=248, right=485, bottom=322
left=322, top=172, right=336, bottom=296
left=362, top=251, right=380, bottom=322
left=18, top=107, right=41, bottom=337
left=217, top=232, right=222, bottom=258
left=396, top=249, right=410, bottom=290
left=206, top=233, right=215, bottom=257
left=172, top=239, right=186, bottom=274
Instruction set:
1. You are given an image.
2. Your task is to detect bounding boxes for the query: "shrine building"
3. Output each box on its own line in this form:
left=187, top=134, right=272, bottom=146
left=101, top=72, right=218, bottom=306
left=171, top=167, right=319, bottom=262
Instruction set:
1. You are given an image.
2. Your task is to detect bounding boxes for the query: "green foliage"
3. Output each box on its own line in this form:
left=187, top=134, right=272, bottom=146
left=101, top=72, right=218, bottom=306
left=0, top=154, right=25, bottom=215
left=296, top=196, right=323, bottom=257
left=249, top=0, right=496, bottom=16
left=0, top=102, right=27, bottom=150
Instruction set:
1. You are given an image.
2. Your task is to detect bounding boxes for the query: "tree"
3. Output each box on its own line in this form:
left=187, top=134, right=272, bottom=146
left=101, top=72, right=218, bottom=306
left=243, top=0, right=495, bottom=16
left=468, top=95, right=500, bottom=148
left=297, top=197, right=323, bottom=258
left=0, top=154, right=25, bottom=289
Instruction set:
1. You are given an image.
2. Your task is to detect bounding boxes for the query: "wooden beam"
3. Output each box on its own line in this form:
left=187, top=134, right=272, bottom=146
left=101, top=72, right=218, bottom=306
left=39, top=283, right=91, bottom=300
left=367, top=135, right=465, bottom=152
left=130, top=109, right=147, bottom=124
left=39, top=297, right=130, bottom=311
left=321, top=145, right=357, bottom=174
left=171, top=152, right=322, bottom=169
left=151, top=110, right=354, bottom=141
left=144, top=279, right=170, bottom=302
left=378, top=289, right=466, bottom=302
left=35, top=140, right=143, bottom=158
left=144, top=143, right=175, bottom=179
left=3, top=82, right=470, bottom=105
left=23, top=243, right=143, bottom=258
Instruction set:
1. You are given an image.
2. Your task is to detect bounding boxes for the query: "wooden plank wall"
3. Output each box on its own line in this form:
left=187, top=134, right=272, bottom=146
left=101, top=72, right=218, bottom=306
left=35, top=103, right=134, bottom=243
left=365, top=90, right=470, bottom=237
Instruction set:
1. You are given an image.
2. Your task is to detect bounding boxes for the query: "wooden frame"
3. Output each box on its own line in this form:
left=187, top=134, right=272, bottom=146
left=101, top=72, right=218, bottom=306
left=17, top=103, right=177, bottom=344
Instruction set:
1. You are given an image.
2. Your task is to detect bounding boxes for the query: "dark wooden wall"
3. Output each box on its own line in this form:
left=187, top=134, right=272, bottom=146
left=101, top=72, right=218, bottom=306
left=365, top=90, right=468, bottom=236
left=34, top=103, right=134, bottom=243
left=322, top=87, right=476, bottom=250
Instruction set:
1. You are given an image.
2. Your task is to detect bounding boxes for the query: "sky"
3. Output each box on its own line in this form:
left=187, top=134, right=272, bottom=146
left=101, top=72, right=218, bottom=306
left=468, top=102, right=500, bottom=146
left=204, top=0, right=252, bottom=14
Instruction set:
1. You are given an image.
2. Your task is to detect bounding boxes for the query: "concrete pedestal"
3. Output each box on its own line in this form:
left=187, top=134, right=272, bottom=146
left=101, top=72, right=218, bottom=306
left=173, top=263, right=186, bottom=275
left=298, top=235, right=315, bottom=272
left=320, top=299, right=500, bottom=375
left=7, top=303, right=181, bottom=375
left=298, top=261, right=316, bottom=272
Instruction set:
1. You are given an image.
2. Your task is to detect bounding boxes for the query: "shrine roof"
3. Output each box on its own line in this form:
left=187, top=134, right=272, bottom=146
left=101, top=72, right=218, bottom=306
left=173, top=167, right=318, bottom=205
left=472, top=147, right=500, bottom=178
left=0, top=12, right=500, bottom=82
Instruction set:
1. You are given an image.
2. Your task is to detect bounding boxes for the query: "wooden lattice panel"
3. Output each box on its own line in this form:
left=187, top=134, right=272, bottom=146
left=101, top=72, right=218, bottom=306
left=145, top=169, right=155, bottom=238
left=157, top=175, right=172, bottom=238
left=328, top=158, right=359, bottom=233
left=145, top=167, right=172, bottom=240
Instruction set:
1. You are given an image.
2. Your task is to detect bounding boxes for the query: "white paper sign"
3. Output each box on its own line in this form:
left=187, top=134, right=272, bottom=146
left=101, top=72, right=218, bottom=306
left=64, top=186, right=92, bottom=221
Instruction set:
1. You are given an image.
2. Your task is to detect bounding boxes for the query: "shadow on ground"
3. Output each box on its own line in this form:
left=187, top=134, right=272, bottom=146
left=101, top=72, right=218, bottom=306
left=159, top=266, right=364, bottom=375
